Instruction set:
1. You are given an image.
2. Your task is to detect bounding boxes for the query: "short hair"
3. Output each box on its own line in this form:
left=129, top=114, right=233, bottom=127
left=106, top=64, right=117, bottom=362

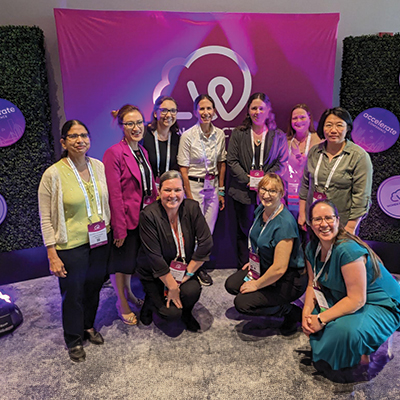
left=317, top=107, right=353, bottom=140
left=111, top=104, right=144, bottom=126
left=240, top=92, right=277, bottom=131
left=60, top=120, right=90, bottom=159
left=159, top=170, right=184, bottom=190
left=286, top=103, right=317, bottom=140
left=258, top=172, right=285, bottom=197
left=193, top=94, right=216, bottom=112
left=149, top=95, right=179, bottom=134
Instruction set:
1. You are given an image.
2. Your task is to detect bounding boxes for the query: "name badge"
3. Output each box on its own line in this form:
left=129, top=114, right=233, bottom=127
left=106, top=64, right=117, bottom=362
left=169, top=260, right=187, bottom=284
left=143, top=196, right=153, bottom=209
left=249, top=170, right=264, bottom=191
left=313, top=286, right=330, bottom=311
left=313, top=191, right=327, bottom=203
left=88, top=220, right=108, bottom=249
left=244, top=252, right=261, bottom=281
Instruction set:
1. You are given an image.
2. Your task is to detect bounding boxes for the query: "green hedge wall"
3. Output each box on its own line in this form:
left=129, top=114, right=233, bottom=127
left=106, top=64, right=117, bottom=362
left=0, top=26, right=54, bottom=252
left=341, top=34, right=400, bottom=243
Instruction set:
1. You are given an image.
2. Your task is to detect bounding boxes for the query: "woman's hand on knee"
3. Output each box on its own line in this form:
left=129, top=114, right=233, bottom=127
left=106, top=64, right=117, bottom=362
left=240, top=280, right=258, bottom=294
left=166, top=286, right=182, bottom=309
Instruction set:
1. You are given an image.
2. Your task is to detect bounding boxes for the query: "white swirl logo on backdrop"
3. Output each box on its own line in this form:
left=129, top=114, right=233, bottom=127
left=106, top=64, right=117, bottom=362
left=153, top=45, right=252, bottom=122
left=377, top=176, right=400, bottom=219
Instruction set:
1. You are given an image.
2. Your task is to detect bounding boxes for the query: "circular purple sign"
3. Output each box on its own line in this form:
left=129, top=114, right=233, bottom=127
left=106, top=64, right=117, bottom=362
left=0, top=194, right=7, bottom=225
left=352, top=108, right=399, bottom=153
left=0, top=99, right=26, bottom=147
left=377, top=176, right=400, bottom=219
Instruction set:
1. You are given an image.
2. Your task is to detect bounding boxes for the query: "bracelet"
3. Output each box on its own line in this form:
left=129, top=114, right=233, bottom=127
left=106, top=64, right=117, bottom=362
left=317, top=313, right=327, bottom=326
left=185, top=271, right=195, bottom=277
left=218, top=191, right=225, bottom=196
left=219, top=186, right=225, bottom=191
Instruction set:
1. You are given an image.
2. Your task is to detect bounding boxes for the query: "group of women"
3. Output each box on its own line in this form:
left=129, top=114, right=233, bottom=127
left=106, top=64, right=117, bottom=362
left=38, top=92, right=400, bottom=380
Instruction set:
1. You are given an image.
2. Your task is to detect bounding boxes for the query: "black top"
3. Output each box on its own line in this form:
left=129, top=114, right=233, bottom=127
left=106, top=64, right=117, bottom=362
left=142, top=128, right=180, bottom=178
left=137, top=199, right=213, bottom=280
left=227, top=127, right=289, bottom=205
left=133, top=149, right=152, bottom=197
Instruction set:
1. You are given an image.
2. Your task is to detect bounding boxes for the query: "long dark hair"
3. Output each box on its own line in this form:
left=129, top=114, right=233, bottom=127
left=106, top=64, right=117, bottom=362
left=286, top=103, right=317, bottom=140
left=149, top=95, right=179, bottom=135
left=317, top=107, right=353, bottom=140
left=60, top=119, right=90, bottom=159
left=239, top=92, right=277, bottom=131
left=308, top=199, right=381, bottom=282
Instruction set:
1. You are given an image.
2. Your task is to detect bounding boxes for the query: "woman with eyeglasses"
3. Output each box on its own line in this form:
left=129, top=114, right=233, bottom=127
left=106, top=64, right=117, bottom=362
left=103, top=105, right=157, bottom=325
left=143, top=96, right=180, bottom=189
left=177, top=94, right=227, bottom=286
left=298, top=107, right=373, bottom=234
left=225, top=173, right=307, bottom=336
left=38, top=120, right=111, bottom=362
left=227, top=92, right=288, bottom=270
left=303, top=199, right=400, bottom=377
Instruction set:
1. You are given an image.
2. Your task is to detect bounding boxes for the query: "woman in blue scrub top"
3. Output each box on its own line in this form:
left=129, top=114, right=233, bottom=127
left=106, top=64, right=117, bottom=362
left=225, top=172, right=307, bottom=335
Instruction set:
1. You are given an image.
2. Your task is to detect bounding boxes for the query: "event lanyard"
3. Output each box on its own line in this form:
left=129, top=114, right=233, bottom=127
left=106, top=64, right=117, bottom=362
left=289, top=133, right=311, bottom=156
left=248, top=203, right=282, bottom=253
left=198, top=125, right=217, bottom=175
left=313, top=243, right=333, bottom=286
left=251, top=129, right=266, bottom=170
left=170, top=218, right=186, bottom=263
left=314, top=153, right=344, bottom=192
left=67, top=157, right=102, bottom=220
left=154, top=130, right=171, bottom=177
left=128, top=145, right=153, bottom=195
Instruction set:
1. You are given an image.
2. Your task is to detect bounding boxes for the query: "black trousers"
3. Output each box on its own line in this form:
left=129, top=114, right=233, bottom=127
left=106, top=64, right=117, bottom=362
left=225, top=267, right=307, bottom=317
left=57, top=236, right=110, bottom=348
left=232, top=199, right=256, bottom=270
left=140, top=277, right=201, bottom=321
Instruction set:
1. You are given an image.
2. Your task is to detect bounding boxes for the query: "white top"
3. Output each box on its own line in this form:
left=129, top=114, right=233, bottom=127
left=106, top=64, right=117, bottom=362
left=177, top=123, right=227, bottom=177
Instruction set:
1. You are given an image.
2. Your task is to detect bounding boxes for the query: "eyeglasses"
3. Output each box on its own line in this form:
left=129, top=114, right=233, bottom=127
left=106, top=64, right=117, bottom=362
left=122, top=120, right=144, bottom=128
left=324, top=123, right=346, bottom=131
left=259, top=187, right=278, bottom=196
left=66, top=133, right=90, bottom=140
left=311, top=215, right=337, bottom=225
left=159, top=108, right=178, bottom=115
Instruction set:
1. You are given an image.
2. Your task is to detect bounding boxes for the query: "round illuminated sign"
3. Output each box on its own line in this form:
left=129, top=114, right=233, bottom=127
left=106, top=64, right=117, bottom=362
left=0, top=99, right=26, bottom=147
left=0, top=194, right=7, bottom=225
left=352, top=108, right=399, bottom=153
left=377, top=176, right=400, bottom=219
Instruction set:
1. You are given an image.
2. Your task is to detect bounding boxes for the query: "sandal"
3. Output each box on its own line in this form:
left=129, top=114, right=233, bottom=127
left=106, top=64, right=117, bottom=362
left=116, top=303, right=137, bottom=325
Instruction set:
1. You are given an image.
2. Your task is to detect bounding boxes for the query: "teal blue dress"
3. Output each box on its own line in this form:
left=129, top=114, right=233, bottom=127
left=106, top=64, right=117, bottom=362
left=305, top=239, right=400, bottom=370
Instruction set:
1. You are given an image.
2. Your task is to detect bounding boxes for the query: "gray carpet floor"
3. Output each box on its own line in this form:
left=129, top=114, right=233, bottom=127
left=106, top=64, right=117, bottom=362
left=1, top=269, right=399, bottom=400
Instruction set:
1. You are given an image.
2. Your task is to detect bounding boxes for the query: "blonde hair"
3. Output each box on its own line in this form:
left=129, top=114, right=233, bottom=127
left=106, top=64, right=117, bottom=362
left=258, top=172, right=285, bottom=197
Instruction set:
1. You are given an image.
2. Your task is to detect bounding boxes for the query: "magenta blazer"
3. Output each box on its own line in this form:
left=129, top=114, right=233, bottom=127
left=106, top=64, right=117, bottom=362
left=103, top=139, right=157, bottom=240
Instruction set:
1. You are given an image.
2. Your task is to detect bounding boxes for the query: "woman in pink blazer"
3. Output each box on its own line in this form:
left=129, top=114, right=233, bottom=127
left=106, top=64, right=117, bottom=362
left=103, top=104, right=157, bottom=325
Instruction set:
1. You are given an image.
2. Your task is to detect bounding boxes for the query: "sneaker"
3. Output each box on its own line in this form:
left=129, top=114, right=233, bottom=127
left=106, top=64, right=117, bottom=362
left=198, top=270, right=213, bottom=286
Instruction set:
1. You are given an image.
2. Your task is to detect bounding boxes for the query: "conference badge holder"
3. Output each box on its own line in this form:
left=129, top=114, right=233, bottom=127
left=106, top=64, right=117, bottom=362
left=203, top=173, right=215, bottom=198
left=249, top=170, right=263, bottom=191
left=169, top=260, right=187, bottom=284
left=313, top=286, right=329, bottom=312
left=143, top=196, right=153, bottom=208
left=88, top=220, right=108, bottom=249
left=244, top=252, right=261, bottom=281
left=313, top=191, right=327, bottom=203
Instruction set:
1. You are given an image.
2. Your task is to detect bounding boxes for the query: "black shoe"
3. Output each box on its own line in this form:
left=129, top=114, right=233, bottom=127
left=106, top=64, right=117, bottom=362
left=139, top=308, right=153, bottom=326
left=280, top=304, right=302, bottom=336
left=198, top=270, right=213, bottom=286
left=182, top=312, right=201, bottom=332
left=84, top=329, right=104, bottom=345
left=68, top=345, right=86, bottom=362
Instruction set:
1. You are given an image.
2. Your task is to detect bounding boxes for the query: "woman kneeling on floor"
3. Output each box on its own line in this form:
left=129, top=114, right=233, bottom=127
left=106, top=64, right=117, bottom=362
left=225, top=173, right=307, bottom=335
left=302, top=199, right=400, bottom=374
left=137, top=170, right=213, bottom=332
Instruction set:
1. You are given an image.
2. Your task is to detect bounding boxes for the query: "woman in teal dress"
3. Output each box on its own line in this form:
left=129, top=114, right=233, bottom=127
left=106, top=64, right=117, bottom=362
left=225, top=173, right=307, bottom=335
left=302, top=199, right=400, bottom=371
